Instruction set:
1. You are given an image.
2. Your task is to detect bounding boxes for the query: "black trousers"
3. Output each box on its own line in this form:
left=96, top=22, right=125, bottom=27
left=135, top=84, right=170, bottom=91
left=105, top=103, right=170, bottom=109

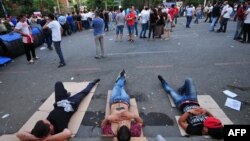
left=23, top=43, right=36, bottom=61
left=54, top=81, right=95, bottom=111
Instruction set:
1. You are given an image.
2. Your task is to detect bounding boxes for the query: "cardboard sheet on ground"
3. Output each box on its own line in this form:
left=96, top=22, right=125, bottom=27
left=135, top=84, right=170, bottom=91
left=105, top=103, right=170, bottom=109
left=2, top=81, right=97, bottom=140
left=103, top=90, right=146, bottom=141
left=172, top=95, right=233, bottom=137
left=0, top=134, right=20, bottom=141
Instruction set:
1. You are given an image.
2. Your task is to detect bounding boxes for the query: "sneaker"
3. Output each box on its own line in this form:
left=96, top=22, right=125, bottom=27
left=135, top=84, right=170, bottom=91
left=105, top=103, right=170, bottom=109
left=94, top=56, right=101, bottom=59
left=28, top=60, right=34, bottom=64
left=116, top=69, right=126, bottom=82
left=33, top=56, right=40, bottom=60
left=92, top=79, right=101, bottom=84
left=58, top=63, right=66, bottom=68
left=158, top=75, right=166, bottom=84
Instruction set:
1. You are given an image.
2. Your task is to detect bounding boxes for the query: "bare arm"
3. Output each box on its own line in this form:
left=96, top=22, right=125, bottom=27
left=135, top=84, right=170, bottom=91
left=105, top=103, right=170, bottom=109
left=44, top=128, right=72, bottom=141
left=16, top=131, right=41, bottom=141
left=14, top=28, right=27, bottom=36
left=178, top=112, right=190, bottom=130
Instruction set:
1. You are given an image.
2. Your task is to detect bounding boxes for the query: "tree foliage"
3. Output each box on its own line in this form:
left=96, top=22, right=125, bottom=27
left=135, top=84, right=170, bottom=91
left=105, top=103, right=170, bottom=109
left=1, top=0, right=56, bottom=17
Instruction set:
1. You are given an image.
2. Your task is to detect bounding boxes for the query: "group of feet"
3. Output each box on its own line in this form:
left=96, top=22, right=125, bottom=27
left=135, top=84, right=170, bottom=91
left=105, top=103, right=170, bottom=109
left=234, top=37, right=250, bottom=44
left=28, top=56, right=66, bottom=68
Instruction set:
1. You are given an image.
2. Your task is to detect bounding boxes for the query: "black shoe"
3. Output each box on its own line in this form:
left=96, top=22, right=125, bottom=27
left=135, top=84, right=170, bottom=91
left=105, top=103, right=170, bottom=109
left=158, top=75, right=165, bottom=84
left=94, top=56, right=101, bottom=59
left=58, top=63, right=66, bottom=68
left=116, top=69, right=126, bottom=82
left=92, top=79, right=100, bottom=84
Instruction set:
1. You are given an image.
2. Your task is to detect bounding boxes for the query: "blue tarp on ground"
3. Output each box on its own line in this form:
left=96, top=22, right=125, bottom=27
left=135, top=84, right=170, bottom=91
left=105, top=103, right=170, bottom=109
left=0, top=56, right=12, bottom=65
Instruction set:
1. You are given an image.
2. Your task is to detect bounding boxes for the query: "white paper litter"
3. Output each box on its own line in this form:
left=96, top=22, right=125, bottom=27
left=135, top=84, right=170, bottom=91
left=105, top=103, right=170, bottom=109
left=0, top=81, right=2, bottom=84
left=225, top=98, right=241, bottom=111
left=109, top=38, right=113, bottom=40
left=71, top=77, right=74, bottom=80
left=223, top=90, right=238, bottom=98
left=1, top=114, right=10, bottom=119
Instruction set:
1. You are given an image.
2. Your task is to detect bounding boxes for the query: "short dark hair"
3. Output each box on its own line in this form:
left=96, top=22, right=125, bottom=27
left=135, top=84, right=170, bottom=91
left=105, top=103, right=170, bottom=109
left=207, top=127, right=224, bottom=139
left=31, top=120, right=50, bottom=138
left=48, top=13, right=55, bottom=20
left=117, top=125, right=131, bottom=141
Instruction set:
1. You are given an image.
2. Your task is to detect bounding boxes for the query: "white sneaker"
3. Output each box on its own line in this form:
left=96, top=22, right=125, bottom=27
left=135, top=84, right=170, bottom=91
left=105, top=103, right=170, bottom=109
left=29, top=60, right=34, bottom=64
left=33, top=56, right=40, bottom=60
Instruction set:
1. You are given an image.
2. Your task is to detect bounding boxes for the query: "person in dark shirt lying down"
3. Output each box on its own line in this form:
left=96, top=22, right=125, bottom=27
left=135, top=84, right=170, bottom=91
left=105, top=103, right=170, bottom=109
left=16, top=79, right=100, bottom=141
left=158, top=75, right=224, bottom=139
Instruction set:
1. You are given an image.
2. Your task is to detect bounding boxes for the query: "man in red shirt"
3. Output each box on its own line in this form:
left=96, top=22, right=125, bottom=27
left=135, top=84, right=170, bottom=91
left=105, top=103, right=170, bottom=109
left=126, top=8, right=135, bottom=42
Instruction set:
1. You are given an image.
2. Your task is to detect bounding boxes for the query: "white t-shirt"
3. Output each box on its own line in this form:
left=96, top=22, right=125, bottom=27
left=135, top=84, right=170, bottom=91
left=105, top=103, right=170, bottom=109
left=223, top=7, right=233, bottom=18
left=15, top=21, right=31, bottom=43
left=244, top=8, right=250, bottom=24
left=47, top=20, right=61, bottom=42
left=140, top=10, right=149, bottom=24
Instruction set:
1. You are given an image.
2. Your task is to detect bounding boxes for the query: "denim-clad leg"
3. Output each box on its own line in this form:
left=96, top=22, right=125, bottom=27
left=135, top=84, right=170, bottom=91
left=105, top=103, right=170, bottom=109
left=110, top=76, right=130, bottom=105
left=180, top=78, right=198, bottom=101
left=162, top=82, right=183, bottom=108
left=68, top=82, right=95, bottom=110
left=54, top=41, right=65, bottom=64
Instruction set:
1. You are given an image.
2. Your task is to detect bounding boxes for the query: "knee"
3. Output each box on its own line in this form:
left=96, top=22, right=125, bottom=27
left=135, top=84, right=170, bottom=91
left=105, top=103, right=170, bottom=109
left=55, top=81, right=63, bottom=87
left=185, top=77, right=193, bottom=83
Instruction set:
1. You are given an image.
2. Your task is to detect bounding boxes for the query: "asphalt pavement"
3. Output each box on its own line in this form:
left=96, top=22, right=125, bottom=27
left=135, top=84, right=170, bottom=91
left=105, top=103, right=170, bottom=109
left=0, top=17, right=250, bottom=140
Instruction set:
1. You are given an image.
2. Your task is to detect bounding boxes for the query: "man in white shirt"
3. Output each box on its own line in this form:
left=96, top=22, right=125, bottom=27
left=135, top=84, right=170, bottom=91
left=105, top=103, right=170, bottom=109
left=241, top=1, right=250, bottom=43
left=139, top=7, right=149, bottom=38
left=14, top=14, right=39, bottom=64
left=43, top=13, right=66, bottom=68
left=217, top=2, right=233, bottom=32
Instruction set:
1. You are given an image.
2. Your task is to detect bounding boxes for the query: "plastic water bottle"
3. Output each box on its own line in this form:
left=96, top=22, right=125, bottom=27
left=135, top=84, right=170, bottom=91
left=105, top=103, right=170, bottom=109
left=156, top=134, right=166, bottom=141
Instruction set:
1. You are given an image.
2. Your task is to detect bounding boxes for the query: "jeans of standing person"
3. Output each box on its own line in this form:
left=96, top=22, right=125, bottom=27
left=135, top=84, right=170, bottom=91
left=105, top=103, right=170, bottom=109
left=174, top=15, right=178, bottom=24
left=54, top=81, right=95, bottom=111
left=140, top=23, right=148, bottom=37
left=134, top=22, right=138, bottom=36
left=53, top=41, right=65, bottom=64
left=104, top=21, right=109, bottom=31
left=194, top=16, right=199, bottom=24
left=210, top=17, right=218, bottom=31
left=109, top=75, right=130, bottom=105
left=186, top=16, right=192, bottom=28
left=218, top=18, right=229, bottom=32
left=234, top=21, right=243, bottom=39
left=148, top=23, right=156, bottom=38
left=116, top=25, right=124, bottom=35
left=242, top=23, right=250, bottom=43
left=161, top=78, right=198, bottom=108
left=23, top=43, right=36, bottom=61
left=94, top=35, right=104, bottom=57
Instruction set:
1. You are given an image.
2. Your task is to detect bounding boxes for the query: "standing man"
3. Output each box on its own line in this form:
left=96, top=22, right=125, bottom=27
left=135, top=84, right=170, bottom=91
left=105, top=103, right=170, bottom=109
left=115, top=8, right=125, bottom=42
left=14, top=14, right=39, bottom=64
left=217, top=2, right=233, bottom=33
left=92, top=11, right=105, bottom=59
left=126, top=8, right=136, bottom=42
left=43, top=13, right=66, bottom=68
left=139, top=6, right=149, bottom=38
left=186, top=4, right=194, bottom=28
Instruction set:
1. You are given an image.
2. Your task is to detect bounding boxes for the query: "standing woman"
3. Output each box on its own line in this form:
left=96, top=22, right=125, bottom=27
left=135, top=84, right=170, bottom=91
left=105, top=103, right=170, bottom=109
left=163, top=11, right=172, bottom=40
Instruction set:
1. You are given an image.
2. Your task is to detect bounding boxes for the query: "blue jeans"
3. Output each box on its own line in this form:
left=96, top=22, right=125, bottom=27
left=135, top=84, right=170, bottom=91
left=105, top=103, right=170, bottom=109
left=140, top=23, right=148, bottom=37
left=127, top=25, right=135, bottom=35
left=134, top=22, right=138, bottom=35
left=54, top=81, right=95, bottom=111
left=210, top=17, right=218, bottom=31
left=109, top=76, right=130, bottom=105
left=186, top=16, right=192, bottom=28
left=234, top=21, right=243, bottom=39
left=162, top=78, right=197, bottom=109
left=116, top=25, right=124, bottom=35
left=53, top=41, right=65, bottom=64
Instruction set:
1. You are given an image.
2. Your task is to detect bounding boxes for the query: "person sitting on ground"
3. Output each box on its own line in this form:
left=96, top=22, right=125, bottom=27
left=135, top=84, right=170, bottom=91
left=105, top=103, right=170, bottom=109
left=101, top=70, right=143, bottom=141
left=158, top=75, right=224, bottom=139
left=16, top=79, right=100, bottom=141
